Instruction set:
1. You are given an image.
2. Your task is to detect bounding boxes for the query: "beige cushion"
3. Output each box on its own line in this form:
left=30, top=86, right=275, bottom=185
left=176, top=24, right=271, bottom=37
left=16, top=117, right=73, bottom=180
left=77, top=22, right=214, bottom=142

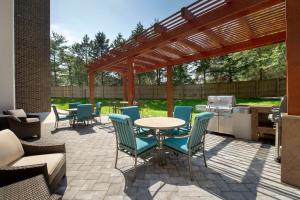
left=11, top=153, right=65, bottom=183
left=25, top=118, right=40, bottom=123
left=7, top=109, right=27, bottom=118
left=0, top=129, right=24, bottom=167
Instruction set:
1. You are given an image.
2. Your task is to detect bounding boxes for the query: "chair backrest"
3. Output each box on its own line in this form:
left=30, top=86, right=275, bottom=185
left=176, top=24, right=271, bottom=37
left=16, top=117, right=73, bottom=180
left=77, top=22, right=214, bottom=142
left=0, top=129, right=24, bottom=167
left=77, top=104, right=92, bottom=121
left=95, top=102, right=102, bottom=116
left=51, top=104, right=59, bottom=121
left=120, top=106, right=140, bottom=123
left=188, top=112, right=213, bottom=153
left=109, top=114, right=136, bottom=153
left=69, top=102, right=81, bottom=109
left=174, top=106, right=193, bottom=129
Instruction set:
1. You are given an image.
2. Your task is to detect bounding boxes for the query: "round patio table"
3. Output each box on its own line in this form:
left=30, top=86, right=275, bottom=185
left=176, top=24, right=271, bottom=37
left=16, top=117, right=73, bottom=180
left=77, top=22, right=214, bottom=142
left=135, top=117, right=185, bottom=165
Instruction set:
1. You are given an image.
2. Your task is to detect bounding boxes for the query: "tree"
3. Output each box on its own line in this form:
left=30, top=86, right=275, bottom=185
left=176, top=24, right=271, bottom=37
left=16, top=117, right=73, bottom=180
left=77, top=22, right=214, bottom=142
left=192, top=59, right=211, bottom=84
left=50, top=32, right=67, bottom=86
left=81, top=35, right=92, bottom=64
left=130, top=22, right=144, bottom=38
left=110, top=33, right=126, bottom=49
left=173, top=64, right=192, bottom=85
left=90, top=32, right=110, bottom=59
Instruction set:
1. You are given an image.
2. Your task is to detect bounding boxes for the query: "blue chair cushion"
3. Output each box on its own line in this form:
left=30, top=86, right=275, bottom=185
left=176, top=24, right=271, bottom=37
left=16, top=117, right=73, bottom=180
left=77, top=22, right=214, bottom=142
left=163, top=137, right=189, bottom=155
left=120, top=106, right=140, bottom=123
left=134, top=127, right=150, bottom=136
left=92, top=112, right=98, bottom=117
left=161, top=127, right=190, bottom=136
left=58, top=114, right=70, bottom=121
left=136, top=136, right=157, bottom=155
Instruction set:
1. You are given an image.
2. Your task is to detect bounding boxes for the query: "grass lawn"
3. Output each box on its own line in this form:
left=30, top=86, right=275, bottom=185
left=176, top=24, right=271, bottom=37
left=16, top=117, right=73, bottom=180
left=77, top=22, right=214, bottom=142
left=51, top=97, right=280, bottom=117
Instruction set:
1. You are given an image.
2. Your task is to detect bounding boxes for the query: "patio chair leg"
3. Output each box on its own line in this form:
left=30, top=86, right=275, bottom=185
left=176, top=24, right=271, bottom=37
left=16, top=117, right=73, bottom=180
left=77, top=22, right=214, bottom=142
left=133, top=155, right=137, bottom=181
left=115, top=148, right=118, bottom=168
left=188, top=156, right=193, bottom=181
left=203, top=146, right=207, bottom=168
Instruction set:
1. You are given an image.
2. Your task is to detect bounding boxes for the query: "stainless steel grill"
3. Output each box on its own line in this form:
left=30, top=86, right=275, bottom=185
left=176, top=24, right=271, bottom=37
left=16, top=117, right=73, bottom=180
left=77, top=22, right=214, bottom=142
left=196, top=95, right=251, bottom=139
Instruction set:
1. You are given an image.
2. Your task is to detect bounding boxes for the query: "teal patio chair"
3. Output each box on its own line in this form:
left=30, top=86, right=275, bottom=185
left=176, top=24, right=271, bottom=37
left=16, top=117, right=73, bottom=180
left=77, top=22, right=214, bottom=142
left=120, top=106, right=149, bottom=135
left=162, top=106, right=193, bottom=136
left=68, top=102, right=80, bottom=109
left=92, top=102, right=102, bottom=122
left=163, top=112, right=213, bottom=180
left=52, top=104, right=72, bottom=129
left=109, top=114, right=157, bottom=180
left=76, top=104, right=93, bottom=125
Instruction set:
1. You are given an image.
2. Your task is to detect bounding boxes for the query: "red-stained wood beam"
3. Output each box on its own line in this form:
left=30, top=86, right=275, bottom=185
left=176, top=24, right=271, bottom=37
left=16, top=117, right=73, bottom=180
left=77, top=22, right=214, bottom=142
left=286, top=0, right=300, bottom=115
left=154, top=23, right=167, bottom=35
left=238, top=17, right=256, bottom=39
left=203, top=29, right=226, bottom=47
left=134, top=60, right=156, bottom=68
left=103, top=66, right=127, bottom=73
left=135, top=56, right=162, bottom=65
left=181, top=7, right=195, bottom=21
left=88, top=72, right=95, bottom=111
left=178, top=39, right=205, bottom=53
left=161, top=46, right=187, bottom=58
left=88, top=0, right=284, bottom=73
left=127, top=58, right=135, bottom=105
left=122, top=74, right=128, bottom=101
left=136, top=31, right=286, bottom=74
left=167, top=66, right=174, bottom=117
left=148, top=52, right=173, bottom=62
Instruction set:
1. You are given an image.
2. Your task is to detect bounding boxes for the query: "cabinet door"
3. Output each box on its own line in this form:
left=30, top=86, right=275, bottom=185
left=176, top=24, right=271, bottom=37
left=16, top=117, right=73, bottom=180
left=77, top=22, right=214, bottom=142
left=219, top=113, right=233, bottom=134
left=232, top=113, right=252, bottom=140
left=207, top=114, right=218, bottom=133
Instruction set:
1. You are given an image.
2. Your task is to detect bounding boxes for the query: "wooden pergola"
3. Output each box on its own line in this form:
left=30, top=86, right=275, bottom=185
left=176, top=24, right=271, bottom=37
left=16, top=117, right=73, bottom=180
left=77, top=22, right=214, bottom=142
left=86, top=0, right=298, bottom=116
left=86, top=0, right=300, bottom=187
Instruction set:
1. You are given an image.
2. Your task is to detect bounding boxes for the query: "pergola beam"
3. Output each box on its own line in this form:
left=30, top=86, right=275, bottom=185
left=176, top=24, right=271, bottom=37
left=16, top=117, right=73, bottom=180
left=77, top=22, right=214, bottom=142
left=167, top=66, right=174, bottom=117
left=127, top=58, right=135, bottom=105
left=148, top=52, right=172, bottom=62
left=161, top=46, right=187, bottom=58
left=136, top=31, right=285, bottom=73
left=122, top=74, right=127, bottom=101
left=203, top=30, right=226, bottom=47
left=87, top=0, right=284, bottom=73
left=238, top=17, right=256, bottom=39
left=178, top=39, right=205, bottom=53
left=135, top=56, right=163, bottom=65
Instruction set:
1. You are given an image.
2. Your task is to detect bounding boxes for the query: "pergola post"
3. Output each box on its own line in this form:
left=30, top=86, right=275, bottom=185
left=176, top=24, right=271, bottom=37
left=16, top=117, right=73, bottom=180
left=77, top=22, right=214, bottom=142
left=167, top=66, right=174, bottom=117
left=281, top=0, right=300, bottom=188
left=127, top=58, right=135, bottom=105
left=122, top=73, right=128, bottom=101
left=88, top=72, right=95, bottom=111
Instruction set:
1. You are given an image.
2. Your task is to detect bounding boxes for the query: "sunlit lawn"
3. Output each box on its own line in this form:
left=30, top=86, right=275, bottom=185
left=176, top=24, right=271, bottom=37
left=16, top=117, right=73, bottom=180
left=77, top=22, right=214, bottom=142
left=51, top=97, right=280, bottom=118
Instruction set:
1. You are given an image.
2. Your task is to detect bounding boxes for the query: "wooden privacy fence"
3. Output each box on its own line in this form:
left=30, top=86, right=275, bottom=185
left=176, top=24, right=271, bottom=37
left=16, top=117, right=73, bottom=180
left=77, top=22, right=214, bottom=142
left=51, top=79, right=286, bottom=99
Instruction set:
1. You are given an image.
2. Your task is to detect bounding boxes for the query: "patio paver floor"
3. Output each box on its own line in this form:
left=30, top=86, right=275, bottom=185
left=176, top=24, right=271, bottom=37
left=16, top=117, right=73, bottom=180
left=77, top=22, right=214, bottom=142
left=38, top=117, right=300, bottom=200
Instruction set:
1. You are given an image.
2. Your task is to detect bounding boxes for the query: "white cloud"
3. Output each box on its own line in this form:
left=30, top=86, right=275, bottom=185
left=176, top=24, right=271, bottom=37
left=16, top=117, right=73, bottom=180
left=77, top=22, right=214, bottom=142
left=50, top=24, right=82, bottom=45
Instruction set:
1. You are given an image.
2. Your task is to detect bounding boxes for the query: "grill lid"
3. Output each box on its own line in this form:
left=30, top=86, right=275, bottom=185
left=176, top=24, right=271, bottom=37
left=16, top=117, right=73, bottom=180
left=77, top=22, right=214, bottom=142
left=208, top=96, right=236, bottom=108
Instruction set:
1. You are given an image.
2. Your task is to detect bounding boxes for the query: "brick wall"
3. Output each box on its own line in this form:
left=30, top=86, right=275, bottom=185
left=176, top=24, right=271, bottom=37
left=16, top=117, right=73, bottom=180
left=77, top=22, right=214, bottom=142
left=14, top=0, right=51, bottom=112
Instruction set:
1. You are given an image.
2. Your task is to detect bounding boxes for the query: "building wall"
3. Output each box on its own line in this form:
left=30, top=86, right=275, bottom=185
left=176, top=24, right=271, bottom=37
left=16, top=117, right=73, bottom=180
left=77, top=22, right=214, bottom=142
left=14, top=0, right=51, bottom=112
left=0, top=0, right=15, bottom=112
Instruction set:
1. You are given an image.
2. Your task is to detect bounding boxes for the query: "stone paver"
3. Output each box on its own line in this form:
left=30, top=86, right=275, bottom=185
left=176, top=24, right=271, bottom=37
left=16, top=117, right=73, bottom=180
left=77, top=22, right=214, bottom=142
left=37, top=117, right=300, bottom=200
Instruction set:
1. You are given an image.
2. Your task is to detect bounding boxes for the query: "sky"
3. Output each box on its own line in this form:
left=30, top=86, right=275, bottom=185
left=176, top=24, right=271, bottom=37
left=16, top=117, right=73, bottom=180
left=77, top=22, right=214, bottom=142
left=51, top=0, right=195, bottom=45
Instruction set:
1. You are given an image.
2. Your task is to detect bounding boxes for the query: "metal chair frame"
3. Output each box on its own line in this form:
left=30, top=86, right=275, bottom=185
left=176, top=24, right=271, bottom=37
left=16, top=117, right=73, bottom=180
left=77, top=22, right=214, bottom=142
left=110, top=115, right=157, bottom=180
left=163, top=113, right=213, bottom=180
